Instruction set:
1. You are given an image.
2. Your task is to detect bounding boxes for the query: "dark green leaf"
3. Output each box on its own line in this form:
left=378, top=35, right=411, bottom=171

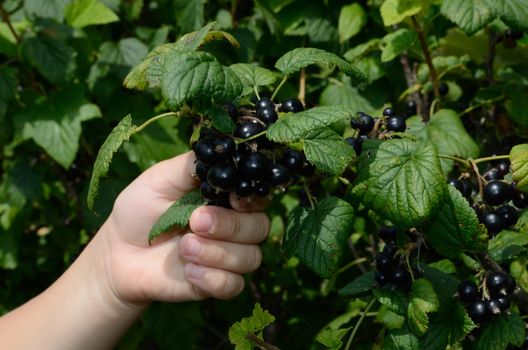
left=360, top=139, right=446, bottom=229
left=338, top=271, right=376, bottom=297
left=302, top=128, right=356, bottom=175
left=319, top=76, right=375, bottom=114
left=204, top=105, right=236, bottom=133
left=475, top=313, right=525, bottom=350
left=24, top=0, right=69, bottom=21
left=0, top=67, right=17, bottom=118
left=381, top=28, right=417, bottom=63
left=229, top=63, right=278, bottom=88
left=407, top=279, right=440, bottom=336
left=148, top=190, right=204, bottom=243
left=488, top=230, right=528, bottom=263
left=385, top=326, right=420, bottom=350
left=283, top=196, right=354, bottom=278
left=426, top=186, right=487, bottom=259
left=427, top=259, right=456, bottom=275
left=440, top=0, right=494, bottom=35
left=373, top=288, right=409, bottom=316
left=275, top=47, right=367, bottom=89
left=174, top=0, right=204, bottom=33
left=99, top=38, right=149, bottom=76
left=87, top=115, right=136, bottom=210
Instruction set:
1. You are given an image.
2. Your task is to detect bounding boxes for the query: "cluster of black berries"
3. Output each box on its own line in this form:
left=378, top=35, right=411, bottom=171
left=374, top=227, right=412, bottom=290
left=345, top=107, right=408, bottom=156
left=448, top=159, right=527, bottom=235
left=458, top=272, right=516, bottom=324
left=498, top=29, right=524, bottom=49
left=193, top=97, right=311, bottom=207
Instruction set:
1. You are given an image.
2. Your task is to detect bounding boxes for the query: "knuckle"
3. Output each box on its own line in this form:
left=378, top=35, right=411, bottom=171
left=247, top=246, right=262, bottom=272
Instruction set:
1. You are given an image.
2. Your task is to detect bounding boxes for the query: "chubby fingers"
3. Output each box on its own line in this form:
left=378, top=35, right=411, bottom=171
left=189, top=205, right=270, bottom=244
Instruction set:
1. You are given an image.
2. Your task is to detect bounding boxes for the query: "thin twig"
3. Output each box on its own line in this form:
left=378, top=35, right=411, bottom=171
left=246, top=333, right=281, bottom=350
left=0, top=4, right=21, bottom=43
left=345, top=298, right=376, bottom=350
left=469, top=158, right=484, bottom=198
left=412, top=16, right=439, bottom=110
left=399, top=53, right=424, bottom=119
left=298, top=68, right=306, bottom=105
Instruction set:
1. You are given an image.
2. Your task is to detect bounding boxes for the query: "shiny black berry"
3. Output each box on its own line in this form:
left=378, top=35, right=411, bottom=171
left=256, top=106, right=278, bottom=125
left=484, top=168, right=503, bottom=181
left=195, top=161, right=209, bottom=182
left=375, top=271, right=388, bottom=286
left=383, top=243, right=398, bottom=257
left=280, top=98, right=304, bottom=113
left=207, top=163, right=237, bottom=192
left=486, top=273, right=509, bottom=297
left=200, top=181, right=216, bottom=200
left=224, top=102, right=238, bottom=119
left=513, top=190, right=528, bottom=209
left=254, top=181, right=269, bottom=197
left=194, top=139, right=217, bottom=164
left=345, top=137, right=363, bottom=155
left=496, top=205, right=518, bottom=227
left=504, top=274, right=516, bottom=294
left=383, top=107, right=395, bottom=117
left=389, top=266, right=410, bottom=286
left=458, top=280, right=478, bottom=303
left=235, top=178, right=254, bottom=197
left=406, top=100, right=417, bottom=116
left=386, top=115, right=406, bottom=132
left=354, top=112, right=375, bottom=134
left=496, top=296, right=510, bottom=312
left=483, top=180, right=512, bottom=206
left=486, top=299, right=501, bottom=315
left=468, top=300, right=489, bottom=323
left=239, top=152, right=269, bottom=180
left=214, top=137, right=236, bottom=159
left=375, top=253, right=393, bottom=273
left=282, top=149, right=304, bottom=172
left=269, top=164, right=291, bottom=186
left=493, top=159, right=510, bottom=176
left=255, top=97, right=274, bottom=112
left=481, top=211, right=504, bottom=234
left=235, top=121, right=264, bottom=139
left=439, top=82, right=449, bottom=96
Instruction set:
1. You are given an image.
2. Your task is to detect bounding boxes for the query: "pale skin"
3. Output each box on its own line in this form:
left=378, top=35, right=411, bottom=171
left=0, top=151, right=270, bottom=349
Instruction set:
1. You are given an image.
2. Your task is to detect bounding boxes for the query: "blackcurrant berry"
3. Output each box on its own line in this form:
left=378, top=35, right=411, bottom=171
left=496, top=205, right=518, bottom=227
left=194, top=139, right=217, bottom=164
left=481, top=211, right=505, bottom=234
left=386, top=116, right=406, bottom=132
left=239, top=152, right=269, bottom=180
left=483, top=180, right=512, bottom=206
left=508, top=29, right=524, bottom=41
left=459, top=179, right=473, bottom=199
left=214, top=137, right=236, bottom=159
left=223, top=102, right=238, bottom=119
left=207, top=163, right=237, bottom=192
left=268, top=164, right=291, bottom=186
left=389, top=266, right=411, bottom=286
left=209, top=191, right=231, bottom=209
left=439, top=82, right=449, bottom=96
left=256, top=106, right=278, bottom=125
left=486, top=273, right=509, bottom=297
left=254, top=181, right=269, bottom=197
left=255, top=97, right=274, bottom=112
left=484, top=168, right=503, bottom=181
left=195, top=161, right=209, bottom=182
left=447, top=178, right=462, bottom=190
left=280, top=98, right=304, bottom=113
left=383, top=107, right=395, bottom=117
left=375, top=271, right=388, bottom=286
left=379, top=226, right=397, bottom=242
left=354, top=112, right=375, bottom=134
left=383, top=243, right=398, bottom=257
left=406, top=100, right=417, bottom=116
left=458, top=280, right=478, bottom=303
left=345, top=136, right=363, bottom=155
left=513, top=190, right=528, bottom=209
left=235, top=121, right=264, bottom=139
left=298, top=163, right=315, bottom=177
left=504, top=273, right=516, bottom=294
left=468, top=300, right=489, bottom=324
left=235, top=178, right=254, bottom=197
left=200, top=181, right=216, bottom=200
left=496, top=296, right=510, bottom=312
left=493, top=159, right=510, bottom=176
left=485, top=299, right=501, bottom=315
left=282, top=149, right=304, bottom=172
left=375, top=253, right=393, bottom=273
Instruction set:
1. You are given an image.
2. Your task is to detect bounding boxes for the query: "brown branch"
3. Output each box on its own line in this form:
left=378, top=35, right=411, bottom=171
left=412, top=16, right=439, bottom=114
left=399, top=53, right=425, bottom=119
left=0, top=4, right=21, bottom=44
left=246, top=333, right=281, bottom=350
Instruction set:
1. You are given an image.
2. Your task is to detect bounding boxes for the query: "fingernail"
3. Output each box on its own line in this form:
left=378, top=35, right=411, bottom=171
left=185, top=263, right=205, bottom=279
left=183, top=238, right=201, bottom=256
left=194, top=210, right=215, bottom=234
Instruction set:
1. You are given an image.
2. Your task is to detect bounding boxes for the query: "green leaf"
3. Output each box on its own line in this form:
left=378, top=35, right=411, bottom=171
left=24, top=0, right=69, bottom=21
left=22, top=32, right=75, bottom=84
left=407, top=278, right=440, bottom=336
left=15, top=87, right=101, bottom=169
left=302, top=128, right=356, bottom=175
left=427, top=259, right=456, bottom=275
left=511, top=144, right=528, bottom=192
left=174, top=0, right=204, bottom=33
left=203, top=105, right=236, bottom=133
left=407, top=109, right=479, bottom=174
left=275, top=48, right=367, bottom=89
left=361, top=139, right=446, bottom=229
left=380, top=0, right=422, bottom=27
left=124, top=43, right=178, bottom=90
left=488, top=230, right=528, bottom=263
left=266, top=106, right=355, bottom=143
left=148, top=190, right=204, bottom=243
left=338, top=271, right=376, bottom=297
left=385, top=326, right=420, bottom=350
left=87, top=115, right=136, bottom=210
left=315, top=327, right=350, bottom=350
left=0, top=67, right=18, bottom=118
left=99, top=38, right=149, bottom=74
left=338, top=3, right=367, bottom=43
left=228, top=303, right=275, bottom=350
left=319, top=76, right=375, bottom=115
left=229, top=63, right=278, bottom=88
left=373, top=288, right=409, bottom=316
left=440, top=0, right=494, bottom=35
left=381, top=28, right=417, bottom=62
left=474, top=313, right=525, bottom=350
left=161, top=50, right=242, bottom=110
left=65, top=0, right=119, bottom=28
left=492, top=0, right=528, bottom=32
left=376, top=306, right=406, bottom=330
left=425, top=186, right=487, bottom=259
left=283, top=196, right=354, bottom=278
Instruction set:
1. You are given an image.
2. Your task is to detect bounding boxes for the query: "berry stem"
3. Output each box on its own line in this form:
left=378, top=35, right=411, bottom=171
left=271, top=75, right=289, bottom=101
left=458, top=96, right=504, bottom=117
left=344, top=298, right=376, bottom=350
left=253, top=85, right=261, bottom=100
left=235, top=130, right=267, bottom=145
left=469, top=158, right=485, bottom=198
left=336, top=257, right=368, bottom=274
left=474, top=154, right=510, bottom=165
left=438, top=155, right=471, bottom=168
left=135, top=111, right=180, bottom=133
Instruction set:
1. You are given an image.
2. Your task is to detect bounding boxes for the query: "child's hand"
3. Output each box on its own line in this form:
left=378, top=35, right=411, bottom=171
left=97, top=151, right=270, bottom=306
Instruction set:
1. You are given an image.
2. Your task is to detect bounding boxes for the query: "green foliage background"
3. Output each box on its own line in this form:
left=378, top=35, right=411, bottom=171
left=1, top=0, right=528, bottom=349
